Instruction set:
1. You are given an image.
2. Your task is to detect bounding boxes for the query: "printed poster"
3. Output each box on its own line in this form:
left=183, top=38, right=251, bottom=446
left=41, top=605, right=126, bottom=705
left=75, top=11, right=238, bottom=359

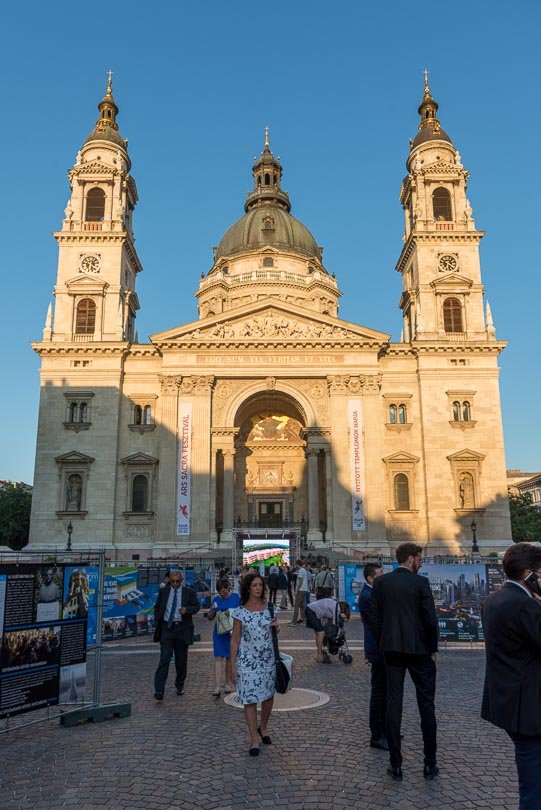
left=177, top=401, right=192, bottom=536
left=348, top=399, right=366, bottom=531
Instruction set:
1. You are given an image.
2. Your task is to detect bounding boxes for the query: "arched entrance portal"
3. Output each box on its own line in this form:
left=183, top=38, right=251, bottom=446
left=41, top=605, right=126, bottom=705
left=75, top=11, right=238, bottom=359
left=234, top=392, right=308, bottom=528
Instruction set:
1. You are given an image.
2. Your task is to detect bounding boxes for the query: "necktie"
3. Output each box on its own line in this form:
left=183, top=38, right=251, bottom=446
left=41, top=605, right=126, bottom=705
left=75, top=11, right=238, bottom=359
left=167, top=588, right=178, bottom=629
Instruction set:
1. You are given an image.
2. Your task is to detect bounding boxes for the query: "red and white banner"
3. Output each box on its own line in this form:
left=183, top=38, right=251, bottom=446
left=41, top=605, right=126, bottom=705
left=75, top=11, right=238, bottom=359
left=176, top=402, right=192, bottom=536
left=348, top=399, right=366, bottom=531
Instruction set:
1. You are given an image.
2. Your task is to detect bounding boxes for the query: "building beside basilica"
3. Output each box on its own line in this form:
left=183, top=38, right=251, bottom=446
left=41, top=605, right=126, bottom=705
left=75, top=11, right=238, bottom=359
left=29, top=76, right=512, bottom=558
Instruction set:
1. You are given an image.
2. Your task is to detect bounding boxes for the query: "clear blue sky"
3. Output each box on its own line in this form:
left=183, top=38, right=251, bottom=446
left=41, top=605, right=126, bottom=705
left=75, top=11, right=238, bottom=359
left=1, top=1, right=539, bottom=483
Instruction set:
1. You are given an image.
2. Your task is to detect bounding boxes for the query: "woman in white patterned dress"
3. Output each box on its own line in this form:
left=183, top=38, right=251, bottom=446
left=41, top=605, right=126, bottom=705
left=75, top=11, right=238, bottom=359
left=230, top=571, right=278, bottom=756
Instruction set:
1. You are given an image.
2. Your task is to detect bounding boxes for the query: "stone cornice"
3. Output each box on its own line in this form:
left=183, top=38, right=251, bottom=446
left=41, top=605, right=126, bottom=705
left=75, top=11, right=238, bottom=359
left=396, top=232, right=484, bottom=273
left=157, top=337, right=385, bottom=351
left=410, top=341, right=507, bottom=355
left=32, top=342, right=131, bottom=357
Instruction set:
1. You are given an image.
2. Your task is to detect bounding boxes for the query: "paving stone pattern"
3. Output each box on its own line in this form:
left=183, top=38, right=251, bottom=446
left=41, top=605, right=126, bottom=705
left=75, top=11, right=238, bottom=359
left=1, top=615, right=518, bottom=810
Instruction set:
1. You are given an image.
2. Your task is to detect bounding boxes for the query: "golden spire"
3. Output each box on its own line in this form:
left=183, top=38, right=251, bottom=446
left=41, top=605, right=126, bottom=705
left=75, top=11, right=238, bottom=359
left=423, top=68, right=430, bottom=94
left=106, top=69, right=113, bottom=96
left=264, top=125, right=270, bottom=150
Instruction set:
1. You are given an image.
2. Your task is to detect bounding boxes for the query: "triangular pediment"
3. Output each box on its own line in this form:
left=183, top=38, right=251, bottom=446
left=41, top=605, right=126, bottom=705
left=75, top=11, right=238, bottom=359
left=430, top=273, right=473, bottom=291
left=447, top=448, right=486, bottom=463
left=420, top=160, right=464, bottom=176
left=55, top=451, right=95, bottom=465
left=383, top=451, right=420, bottom=464
left=64, top=274, right=109, bottom=292
left=151, top=300, right=390, bottom=346
left=73, top=161, right=116, bottom=175
left=120, top=452, right=159, bottom=466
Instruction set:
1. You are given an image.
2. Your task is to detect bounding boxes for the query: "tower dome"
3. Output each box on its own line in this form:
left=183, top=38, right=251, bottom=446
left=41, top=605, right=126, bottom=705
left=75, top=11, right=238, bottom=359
left=215, top=130, right=322, bottom=261
left=84, top=72, right=127, bottom=150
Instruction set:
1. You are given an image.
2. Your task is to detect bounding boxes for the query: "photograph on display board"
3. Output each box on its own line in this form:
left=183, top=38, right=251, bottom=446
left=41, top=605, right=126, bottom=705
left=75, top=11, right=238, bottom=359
left=1, top=625, right=61, bottom=671
left=59, top=662, right=86, bottom=704
left=34, top=565, right=64, bottom=623
left=421, top=563, right=488, bottom=642
left=242, top=535, right=290, bottom=568
left=101, top=566, right=160, bottom=641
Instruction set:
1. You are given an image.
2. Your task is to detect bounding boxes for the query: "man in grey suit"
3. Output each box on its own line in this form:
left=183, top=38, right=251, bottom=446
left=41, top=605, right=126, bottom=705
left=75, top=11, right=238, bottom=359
left=368, top=542, right=439, bottom=781
left=482, top=542, right=541, bottom=810
left=153, top=568, right=200, bottom=700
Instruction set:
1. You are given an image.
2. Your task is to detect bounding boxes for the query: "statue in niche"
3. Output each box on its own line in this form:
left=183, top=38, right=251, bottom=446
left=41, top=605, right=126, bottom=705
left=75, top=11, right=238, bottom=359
left=459, top=473, right=475, bottom=508
left=246, top=470, right=254, bottom=486
left=64, top=201, right=74, bottom=221
left=66, top=474, right=82, bottom=511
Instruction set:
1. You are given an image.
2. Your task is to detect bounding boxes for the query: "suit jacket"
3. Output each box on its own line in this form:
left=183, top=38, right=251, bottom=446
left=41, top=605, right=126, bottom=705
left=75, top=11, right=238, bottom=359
left=367, top=567, right=438, bottom=655
left=153, top=585, right=200, bottom=645
left=358, top=583, right=378, bottom=655
left=481, top=582, right=541, bottom=735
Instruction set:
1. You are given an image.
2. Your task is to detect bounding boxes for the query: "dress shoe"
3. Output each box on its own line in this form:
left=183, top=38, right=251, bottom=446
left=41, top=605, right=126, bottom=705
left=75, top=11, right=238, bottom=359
left=423, top=764, right=439, bottom=780
left=387, top=766, right=403, bottom=781
left=370, top=737, right=389, bottom=751
left=154, top=692, right=164, bottom=701
left=176, top=688, right=185, bottom=696
left=249, top=746, right=260, bottom=757
left=257, top=726, right=272, bottom=745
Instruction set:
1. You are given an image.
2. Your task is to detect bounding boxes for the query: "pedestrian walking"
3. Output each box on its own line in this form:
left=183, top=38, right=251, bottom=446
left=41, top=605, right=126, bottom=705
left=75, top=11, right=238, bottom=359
left=368, top=542, right=439, bottom=781
left=268, top=563, right=280, bottom=605
left=305, top=596, right=350, bottom=662
left=286, top=565, right=295, bottom=607
left=207, top=578, right=241, bottom=696
left=230, top=572, right=278, bottom=756
left=152, top=568, right=200, bottom=701
left=482, top=542, right=541, bottom=810
left=358, top=563, right=387, bottom=750
left=278, top=567, right=289, bottom=609
left=314, top=565, right=335, bottom=599
left=288, top=560, right=309, bottom=625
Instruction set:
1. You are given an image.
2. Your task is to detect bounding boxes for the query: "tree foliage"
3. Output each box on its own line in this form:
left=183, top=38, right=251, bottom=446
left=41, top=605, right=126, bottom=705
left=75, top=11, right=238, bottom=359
left=509, top=492, right=541, bottom=544
left=0, top=485, right=32, bottom=549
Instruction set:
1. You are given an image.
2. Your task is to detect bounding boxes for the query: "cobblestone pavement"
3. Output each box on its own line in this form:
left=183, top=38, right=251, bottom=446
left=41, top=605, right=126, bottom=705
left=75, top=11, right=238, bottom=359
left=1, top=612, right=518, bottom=810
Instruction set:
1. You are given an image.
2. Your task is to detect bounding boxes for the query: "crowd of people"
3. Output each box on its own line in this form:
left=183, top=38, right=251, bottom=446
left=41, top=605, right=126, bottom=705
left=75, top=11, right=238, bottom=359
left=1, top=627, right=61, bottom=669
left=150, top=542, right=541, bottom=808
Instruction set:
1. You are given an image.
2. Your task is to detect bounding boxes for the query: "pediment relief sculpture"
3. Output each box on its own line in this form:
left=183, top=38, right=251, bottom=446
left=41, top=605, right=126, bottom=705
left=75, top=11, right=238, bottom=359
left=182, top=312, right=357, bottom=342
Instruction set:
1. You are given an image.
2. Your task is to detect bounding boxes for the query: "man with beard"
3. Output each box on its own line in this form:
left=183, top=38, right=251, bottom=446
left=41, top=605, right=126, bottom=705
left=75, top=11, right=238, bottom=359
left=368, top=542, right=439, bottom=782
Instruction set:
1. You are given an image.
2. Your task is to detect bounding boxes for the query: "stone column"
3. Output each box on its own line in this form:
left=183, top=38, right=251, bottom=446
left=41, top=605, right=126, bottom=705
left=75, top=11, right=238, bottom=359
left=324, top=447, right=334, bottom=543
left=156, top=375, right=180, bottom=548
left=209, top=448, right=217, bottom=545
left=223, top=449, right=236, bottom=538
left=306, top=446, right=322, bottom=543
left=188, top=376, right=214, bottom=542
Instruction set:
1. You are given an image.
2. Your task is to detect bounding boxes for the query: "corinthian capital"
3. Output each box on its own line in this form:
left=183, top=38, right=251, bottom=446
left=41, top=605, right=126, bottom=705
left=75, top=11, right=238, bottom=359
left=159, top=375, right=181, bottom=396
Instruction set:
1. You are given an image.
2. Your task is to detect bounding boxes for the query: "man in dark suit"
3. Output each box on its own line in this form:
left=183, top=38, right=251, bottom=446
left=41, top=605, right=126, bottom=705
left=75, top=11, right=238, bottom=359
left=368, top=542, right=439, bottom=781
left=358, top=563, right=387, bottom=750
left=482, top=542, right=541, bottom=809
left=153, top=568, right=200, bottom=700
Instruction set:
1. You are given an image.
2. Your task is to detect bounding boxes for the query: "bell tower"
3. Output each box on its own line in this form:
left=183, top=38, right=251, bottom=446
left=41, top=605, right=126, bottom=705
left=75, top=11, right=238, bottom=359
left=397, top=73, right=496, bottom=343
left=44, top=73, right=142, bottom=344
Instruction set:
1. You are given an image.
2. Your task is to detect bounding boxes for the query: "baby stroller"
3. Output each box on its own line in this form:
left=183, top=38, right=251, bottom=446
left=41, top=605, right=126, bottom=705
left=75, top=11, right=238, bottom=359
left=322, top=606, right=353, bottom=665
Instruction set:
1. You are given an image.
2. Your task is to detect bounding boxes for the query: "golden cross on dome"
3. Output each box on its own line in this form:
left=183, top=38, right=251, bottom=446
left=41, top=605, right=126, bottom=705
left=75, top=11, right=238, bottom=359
left=264, top=126, right=270, bottom=148
left=423, top=68, right=430, bottom=89
left=107, top=69, right=113, bottom=90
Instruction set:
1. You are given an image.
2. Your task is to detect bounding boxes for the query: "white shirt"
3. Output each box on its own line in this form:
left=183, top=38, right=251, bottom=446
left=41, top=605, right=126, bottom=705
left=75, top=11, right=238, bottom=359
left=507, top=580, right=533, bottom=598
left=296, top=567, right=309, bottom=592
left=165, top=586, right=183, bottom=621
left=307, top=598, right=338, bottom=620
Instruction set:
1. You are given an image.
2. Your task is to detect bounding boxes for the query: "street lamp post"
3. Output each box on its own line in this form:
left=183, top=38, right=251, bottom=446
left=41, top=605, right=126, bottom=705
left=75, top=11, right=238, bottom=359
left=470, top=519, right=479, bottom=555
left=66, top=520, right=73, bottom=552
left=300, top=515, right=307, bottom=551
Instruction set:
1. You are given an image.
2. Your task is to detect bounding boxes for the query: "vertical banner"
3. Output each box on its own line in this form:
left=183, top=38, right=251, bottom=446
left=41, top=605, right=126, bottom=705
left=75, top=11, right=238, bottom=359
left=177, top=401, right=192, bottom=536
left=348, top=399, right=366, bottom=531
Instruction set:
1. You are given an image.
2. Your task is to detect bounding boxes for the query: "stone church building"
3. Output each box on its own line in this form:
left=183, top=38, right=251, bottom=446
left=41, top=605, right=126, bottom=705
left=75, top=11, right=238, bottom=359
left=29, top=76, right=512, bottom=558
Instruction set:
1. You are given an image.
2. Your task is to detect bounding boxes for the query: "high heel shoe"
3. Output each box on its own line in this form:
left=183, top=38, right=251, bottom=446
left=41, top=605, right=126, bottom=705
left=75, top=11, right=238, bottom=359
left=249, top=746, right=260, bottom=756
left=257, top=726, right=272, bottom=745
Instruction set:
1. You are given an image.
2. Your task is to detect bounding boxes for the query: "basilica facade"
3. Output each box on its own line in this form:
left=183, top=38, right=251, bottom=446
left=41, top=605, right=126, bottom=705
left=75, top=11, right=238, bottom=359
left=29, top=77, right=512, bottom=558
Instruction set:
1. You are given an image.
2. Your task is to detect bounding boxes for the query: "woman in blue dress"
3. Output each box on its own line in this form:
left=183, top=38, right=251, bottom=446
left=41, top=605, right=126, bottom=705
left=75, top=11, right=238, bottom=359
left=230, top=572, right=279, bottom=756
left=207, top=578, right=240, bottom=696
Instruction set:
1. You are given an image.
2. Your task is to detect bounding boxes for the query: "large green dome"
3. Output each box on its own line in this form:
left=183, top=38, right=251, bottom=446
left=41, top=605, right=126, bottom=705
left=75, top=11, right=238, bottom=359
left=216, top=203, right=320, bottom=260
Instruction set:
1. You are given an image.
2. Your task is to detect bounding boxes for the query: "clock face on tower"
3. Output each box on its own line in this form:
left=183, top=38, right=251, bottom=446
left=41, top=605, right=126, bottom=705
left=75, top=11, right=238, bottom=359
left=80, top=255, right=100, bottom=274
left=438, top=254, right=458, bottom=273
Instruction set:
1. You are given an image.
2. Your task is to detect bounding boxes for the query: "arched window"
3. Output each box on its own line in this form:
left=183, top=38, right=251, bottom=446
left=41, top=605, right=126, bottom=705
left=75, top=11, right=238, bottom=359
left=75, top=299, right=96, bottom=335
left=132, top=475, right=148, bottom=512
left=398, top=404, right=407, bottom=424
left=263, top=256, right=274, bottom=267
left=144, top=405, right=152, bottom=425
left=264, top=173, right=270, bottom=186
left=79, top=402, right=88, bottom=422
left=432, top=187, right=452, bottom=221
left=389, top=405, right=397, bottom=424
left=452, top=401, right=461, bottom=421
left=462, top=401, right=471, bottom=421
left=133, top=405, right=143, bottom=425
left=394, top=473, right=410, bottom=510
left=85, top=187, right=106, bottom=222
left=69, top=402, right=78, bottom=423
left=443, top=298, right=463, bottom=332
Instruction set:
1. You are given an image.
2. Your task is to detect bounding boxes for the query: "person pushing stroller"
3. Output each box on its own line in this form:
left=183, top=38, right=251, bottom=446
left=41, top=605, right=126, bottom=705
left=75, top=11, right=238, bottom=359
left=305, top=597, right=351, bottom=663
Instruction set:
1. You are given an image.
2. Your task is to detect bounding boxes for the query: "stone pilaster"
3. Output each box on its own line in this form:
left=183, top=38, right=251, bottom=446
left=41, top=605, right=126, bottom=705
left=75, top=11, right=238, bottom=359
left=358, top=375, right=388, bottom=546
left=223, top=449, right=236, bottom=535
left=188, top=376, right=214, bottom=541
left=306, top=447, right=321, bottom=542
left=324, top=448, right=334, bottom=543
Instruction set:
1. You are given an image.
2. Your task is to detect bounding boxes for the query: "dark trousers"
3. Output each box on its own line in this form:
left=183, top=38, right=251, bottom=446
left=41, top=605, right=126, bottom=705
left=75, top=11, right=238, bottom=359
left=508, top=732, right=541, bottom=810
left=366, top=652, right=386, bottom=741
left=269, top=588, right=278, bottom=605
left=287, top=584, right=294, bottom=606
left=384, top=652, right=437, bottom=768
left=154, top=625, right=189, bottom=694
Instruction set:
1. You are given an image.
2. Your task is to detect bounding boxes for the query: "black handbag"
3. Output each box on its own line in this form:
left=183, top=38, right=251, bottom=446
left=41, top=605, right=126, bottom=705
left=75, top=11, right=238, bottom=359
left=268, top=603, right=291, bottom=694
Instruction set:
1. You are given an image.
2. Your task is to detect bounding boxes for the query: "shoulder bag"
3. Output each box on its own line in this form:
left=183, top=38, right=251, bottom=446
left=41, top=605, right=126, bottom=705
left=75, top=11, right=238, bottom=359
left=268, top=603, right=293, bottom=694
left=216, top=608, right=234, bottom=635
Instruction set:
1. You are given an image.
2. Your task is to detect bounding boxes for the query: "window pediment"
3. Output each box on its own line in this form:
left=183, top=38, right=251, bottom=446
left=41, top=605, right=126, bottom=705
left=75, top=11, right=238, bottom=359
left=383, top=451, right=420, bottom=464
left=446, top=448, right=485, bottom=463
left=120, top=452, right=158, bottom=466
left=430, top=274, right=473, bottom=292
left=55, top=451, right=95, bottom=465
left=65, top=275, right=109, bottom=295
